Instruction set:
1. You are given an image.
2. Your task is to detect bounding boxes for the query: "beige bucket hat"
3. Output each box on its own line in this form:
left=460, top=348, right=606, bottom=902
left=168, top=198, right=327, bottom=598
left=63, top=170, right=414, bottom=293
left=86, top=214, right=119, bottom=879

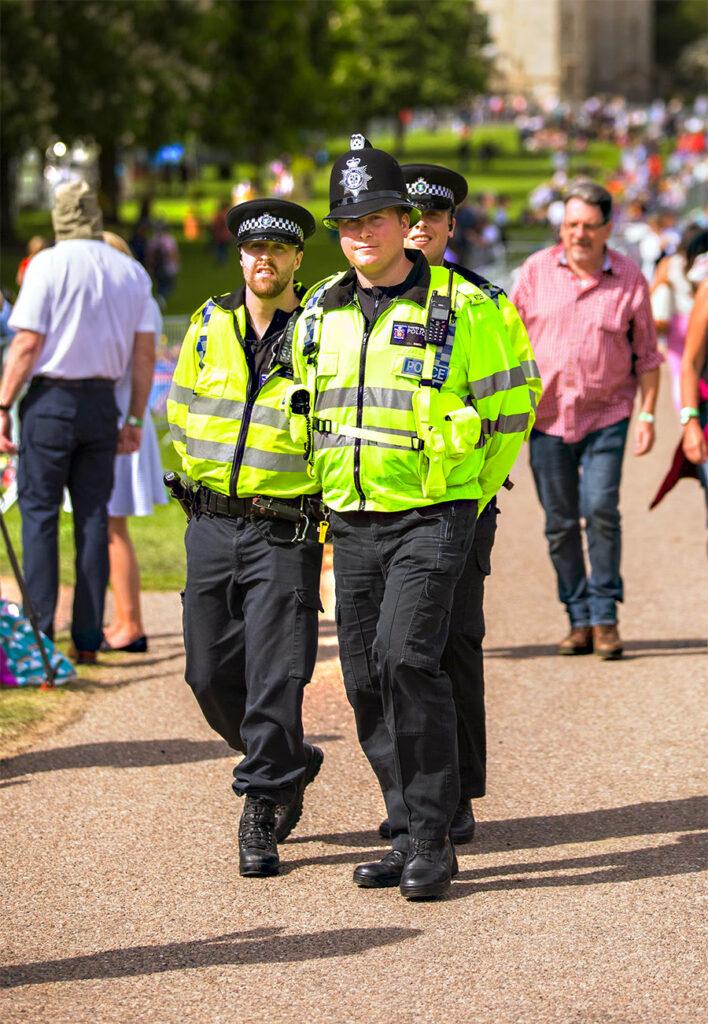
left=52, top=179, right=103, bottom=240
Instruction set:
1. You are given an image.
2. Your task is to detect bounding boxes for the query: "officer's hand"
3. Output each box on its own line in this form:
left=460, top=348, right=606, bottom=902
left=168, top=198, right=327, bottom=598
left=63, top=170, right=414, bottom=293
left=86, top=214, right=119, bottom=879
left=116, top=423, right=142, bottom=454
left=0, top=409, right=16, bottom=455
left=634, top=420, right=654, bottom=457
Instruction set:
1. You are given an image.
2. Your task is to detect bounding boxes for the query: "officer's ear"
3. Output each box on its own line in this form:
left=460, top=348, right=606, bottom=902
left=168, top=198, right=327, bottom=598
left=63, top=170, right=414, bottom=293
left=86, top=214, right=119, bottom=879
left=449, top=213, right=456, bottom=240
left=293, top=247, right=304, bottom=272
left=399, top=212, right=410, bottom=235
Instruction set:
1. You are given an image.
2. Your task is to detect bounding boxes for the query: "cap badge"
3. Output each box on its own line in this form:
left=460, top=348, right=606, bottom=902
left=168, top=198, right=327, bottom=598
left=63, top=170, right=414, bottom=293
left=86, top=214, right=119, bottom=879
left=411, top=177, right=430, bottom=195
left=350, top=134, right=366, bottom=151
left=340, top=157, right=372, bottom=199
left=259, top=214, right=275, bottom=228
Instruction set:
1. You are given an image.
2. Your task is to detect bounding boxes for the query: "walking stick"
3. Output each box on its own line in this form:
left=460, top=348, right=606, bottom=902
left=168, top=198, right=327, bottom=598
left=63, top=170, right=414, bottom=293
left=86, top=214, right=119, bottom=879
left=0, top=507, right=55, bottom=688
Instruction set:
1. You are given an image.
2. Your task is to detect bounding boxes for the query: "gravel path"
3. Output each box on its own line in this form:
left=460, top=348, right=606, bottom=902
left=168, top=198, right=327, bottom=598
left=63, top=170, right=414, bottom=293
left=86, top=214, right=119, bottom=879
left=1, top=371, right=706, bottom=1023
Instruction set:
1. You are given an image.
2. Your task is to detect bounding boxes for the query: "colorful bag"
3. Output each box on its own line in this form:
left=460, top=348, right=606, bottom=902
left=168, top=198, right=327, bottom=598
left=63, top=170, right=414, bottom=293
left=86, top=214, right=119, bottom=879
left=0, top=599, right=76, bottom=687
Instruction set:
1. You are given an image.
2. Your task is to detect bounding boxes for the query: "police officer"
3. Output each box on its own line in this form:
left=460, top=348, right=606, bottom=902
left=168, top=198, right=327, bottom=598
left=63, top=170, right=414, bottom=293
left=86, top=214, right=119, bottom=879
left=369, top=164, right=541, bottom=844
left=291, top=136, right=533, bottom=900
left=167, top=199, right=324, bottom=878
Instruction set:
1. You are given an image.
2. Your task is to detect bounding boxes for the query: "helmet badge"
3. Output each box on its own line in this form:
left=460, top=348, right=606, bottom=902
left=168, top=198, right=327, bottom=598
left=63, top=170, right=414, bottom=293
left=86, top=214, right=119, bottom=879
left=340, top=157, right=372, bottom=199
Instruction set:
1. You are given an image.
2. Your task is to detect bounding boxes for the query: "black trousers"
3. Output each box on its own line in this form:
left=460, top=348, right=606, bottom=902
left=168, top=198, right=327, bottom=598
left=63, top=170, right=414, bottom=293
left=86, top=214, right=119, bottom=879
left=443, top=499, right=498, bottom=800
left=17, top=380, right=119, bottom=651
left=182, top=512, right=323, bottom=803
left=331, top=500, right=477, bottom=846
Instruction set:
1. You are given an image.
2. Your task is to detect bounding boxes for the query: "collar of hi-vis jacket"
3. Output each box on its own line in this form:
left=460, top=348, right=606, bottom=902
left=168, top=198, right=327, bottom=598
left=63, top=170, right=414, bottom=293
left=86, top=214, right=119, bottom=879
left=320, top=250, right=431, bottom=311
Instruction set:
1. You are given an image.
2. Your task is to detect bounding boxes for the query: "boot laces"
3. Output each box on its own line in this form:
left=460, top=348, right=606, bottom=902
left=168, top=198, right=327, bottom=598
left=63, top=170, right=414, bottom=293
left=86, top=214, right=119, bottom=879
left=410, top=838, right=445, bottom=861
left=239, top=799, right=275, bottom=850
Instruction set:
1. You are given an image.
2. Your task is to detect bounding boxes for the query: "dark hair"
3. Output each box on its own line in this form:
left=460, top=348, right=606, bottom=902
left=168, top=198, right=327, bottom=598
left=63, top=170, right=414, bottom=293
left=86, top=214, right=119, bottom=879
left=685, top=228, right=708, bottom=272
left=564, top=179, right=613, bottom=224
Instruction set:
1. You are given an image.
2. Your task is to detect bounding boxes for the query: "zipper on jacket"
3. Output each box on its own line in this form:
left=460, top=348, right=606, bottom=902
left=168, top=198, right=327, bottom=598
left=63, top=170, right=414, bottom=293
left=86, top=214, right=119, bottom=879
left=229, top=328, right=288, bottom=498
left=229, top=311, right=259, bottom=499
left=353, top=295, right=381, bottom=511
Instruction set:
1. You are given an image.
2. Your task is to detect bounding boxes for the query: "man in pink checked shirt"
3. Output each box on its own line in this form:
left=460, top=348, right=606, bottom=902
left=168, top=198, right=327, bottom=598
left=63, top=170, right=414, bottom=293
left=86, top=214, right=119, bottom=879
left=511, top=180, right=662, bottom=660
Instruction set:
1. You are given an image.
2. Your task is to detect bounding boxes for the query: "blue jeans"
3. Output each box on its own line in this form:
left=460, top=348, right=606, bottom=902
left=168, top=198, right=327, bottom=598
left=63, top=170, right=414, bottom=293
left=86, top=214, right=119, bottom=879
left=529, top=419, right=629, bottom=627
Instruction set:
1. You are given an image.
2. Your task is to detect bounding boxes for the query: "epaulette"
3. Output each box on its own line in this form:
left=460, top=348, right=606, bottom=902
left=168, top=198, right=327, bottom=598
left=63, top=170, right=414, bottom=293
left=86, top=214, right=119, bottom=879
left=273, top=307, right=301, bottom=370
left=195, top=299, right=215, bottom=366
left=303, top=272, right=342, bottom=311
left=445, top=261, right=507, bottom=308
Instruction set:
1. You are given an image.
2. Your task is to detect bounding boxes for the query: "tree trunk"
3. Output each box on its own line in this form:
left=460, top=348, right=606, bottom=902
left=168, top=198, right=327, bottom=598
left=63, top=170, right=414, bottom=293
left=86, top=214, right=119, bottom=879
left=0, top=150, right=18, bottom=247
left=394, top=117, right=407, bottom=158
left=250, top=140, right=265, bottom=195
left=98, top=139, right=119, bottom=225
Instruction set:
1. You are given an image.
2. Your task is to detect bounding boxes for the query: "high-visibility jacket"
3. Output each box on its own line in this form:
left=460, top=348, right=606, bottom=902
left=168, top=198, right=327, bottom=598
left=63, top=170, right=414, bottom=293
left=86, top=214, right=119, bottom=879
left=291, top=257, right=534, bottom=513
left=445, top=261, right=542, bottom=432
left=167, top=289, right=317, bottom=498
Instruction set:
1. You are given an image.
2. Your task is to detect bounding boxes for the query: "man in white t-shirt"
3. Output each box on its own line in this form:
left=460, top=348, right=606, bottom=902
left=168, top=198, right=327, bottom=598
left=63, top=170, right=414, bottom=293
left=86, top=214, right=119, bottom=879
left=0, top=180, right=155, bottom=662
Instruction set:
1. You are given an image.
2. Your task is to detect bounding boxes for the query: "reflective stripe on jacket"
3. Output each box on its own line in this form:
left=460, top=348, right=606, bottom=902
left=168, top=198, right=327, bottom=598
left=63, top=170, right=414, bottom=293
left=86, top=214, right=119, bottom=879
left=167, top=295, right=316, bottom=498
left=293, top=260, right=533, bottom=513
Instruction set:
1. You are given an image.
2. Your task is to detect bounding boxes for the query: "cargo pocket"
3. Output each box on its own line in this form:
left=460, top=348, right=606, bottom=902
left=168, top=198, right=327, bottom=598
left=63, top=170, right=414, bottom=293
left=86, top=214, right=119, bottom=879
left=401, top=574, right=455, bottom=670
left=335, top=600, right=378, bottom=694
left=291, top=588, right=323, bottom=682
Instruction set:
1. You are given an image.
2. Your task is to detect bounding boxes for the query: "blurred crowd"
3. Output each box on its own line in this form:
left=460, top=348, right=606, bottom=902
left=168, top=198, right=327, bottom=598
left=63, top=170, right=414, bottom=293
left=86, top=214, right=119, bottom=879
left=443, top=94, right=707, bottom=280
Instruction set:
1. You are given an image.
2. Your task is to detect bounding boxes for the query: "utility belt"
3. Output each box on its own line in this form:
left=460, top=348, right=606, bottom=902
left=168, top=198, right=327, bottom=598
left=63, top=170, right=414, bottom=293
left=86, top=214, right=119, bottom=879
left=163, top=473, right=329, bottom=544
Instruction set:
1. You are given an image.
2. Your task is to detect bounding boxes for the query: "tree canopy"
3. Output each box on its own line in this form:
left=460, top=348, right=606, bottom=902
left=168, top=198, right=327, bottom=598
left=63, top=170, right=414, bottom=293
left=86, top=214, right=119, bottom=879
left=0, top=0, right=490, bottom=239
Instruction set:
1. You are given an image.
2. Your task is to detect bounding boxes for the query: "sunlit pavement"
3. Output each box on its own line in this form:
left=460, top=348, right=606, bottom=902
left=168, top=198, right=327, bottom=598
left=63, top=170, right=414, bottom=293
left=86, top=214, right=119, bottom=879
left=1, top=366, right=705, bottom=1024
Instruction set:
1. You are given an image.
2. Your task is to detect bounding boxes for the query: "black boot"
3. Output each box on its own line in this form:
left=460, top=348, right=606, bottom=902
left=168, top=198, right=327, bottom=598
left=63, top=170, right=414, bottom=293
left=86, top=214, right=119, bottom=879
left=274, top=744, right=324, bottom=843
left=450, top=800, right=475, bottom=844
left=353, top=849, right=407, bottom=889
left=399, top=838, right=458, bottom=901
left=239, top=796, right=279, bottom=877
left=379, top=799, right=475, bottom=844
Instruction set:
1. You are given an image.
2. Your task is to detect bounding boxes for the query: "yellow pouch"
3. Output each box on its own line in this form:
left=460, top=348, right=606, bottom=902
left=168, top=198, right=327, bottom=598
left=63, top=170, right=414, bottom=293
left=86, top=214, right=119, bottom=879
left=442, top=404, right=482, bottom=458
left=282, top=384, right=311, bottom=446
left=412, top=389, right=450, bottom=498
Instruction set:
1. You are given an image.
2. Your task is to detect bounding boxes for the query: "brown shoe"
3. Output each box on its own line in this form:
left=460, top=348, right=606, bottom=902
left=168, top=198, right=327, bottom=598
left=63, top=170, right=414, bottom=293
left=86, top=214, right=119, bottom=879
left=558, top=626, right=594, bottom=655
left=593, top=624, right=623, bottom=660
left=68, top=646, right=97, bottom=665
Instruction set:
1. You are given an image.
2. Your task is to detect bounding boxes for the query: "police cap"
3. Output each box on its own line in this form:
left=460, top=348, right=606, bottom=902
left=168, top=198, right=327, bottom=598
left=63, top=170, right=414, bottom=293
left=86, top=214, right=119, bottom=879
left=325, top=133, right=420, bottom=228
left=226, top=199, right=316, bottom=248
left=401, top=163, right=468, bottom=210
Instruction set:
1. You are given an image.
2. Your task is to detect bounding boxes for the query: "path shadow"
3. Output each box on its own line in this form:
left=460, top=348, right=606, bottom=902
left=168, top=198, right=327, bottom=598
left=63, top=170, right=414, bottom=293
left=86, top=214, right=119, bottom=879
left=449, top=831, right=707, bottom=899
left=0, top=739, right=232, bottom=780
left=0, top=925, right=421, bottom=988
left=290, top=796, right=708, bottom=856
left=485, top=638, right=707, bottom=660
left=0, top=734, right=345, bottom=781
left=99, top=651, right=183, bottom=670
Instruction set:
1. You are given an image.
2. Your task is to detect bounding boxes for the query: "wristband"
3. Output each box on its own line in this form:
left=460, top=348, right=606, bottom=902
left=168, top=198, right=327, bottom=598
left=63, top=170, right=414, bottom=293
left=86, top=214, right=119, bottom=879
left=637, top=412, right=655, bottom=424
left=126, top=415, right=143, bottom=428
left=679, top=406, right=700, bottom=426
left=0, top=403, right=11, bottom=413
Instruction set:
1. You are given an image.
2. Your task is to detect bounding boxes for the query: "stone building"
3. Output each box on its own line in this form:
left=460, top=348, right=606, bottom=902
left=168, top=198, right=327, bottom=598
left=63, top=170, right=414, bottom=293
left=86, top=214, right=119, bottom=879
left=477, top=0, right=654, bottom=102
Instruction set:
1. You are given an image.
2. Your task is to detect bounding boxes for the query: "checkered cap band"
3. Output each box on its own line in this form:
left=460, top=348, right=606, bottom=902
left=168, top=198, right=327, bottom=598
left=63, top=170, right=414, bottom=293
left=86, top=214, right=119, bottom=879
left=406, top=179, right=455, bottom=203
left=238, top=214, right=304, bottom=241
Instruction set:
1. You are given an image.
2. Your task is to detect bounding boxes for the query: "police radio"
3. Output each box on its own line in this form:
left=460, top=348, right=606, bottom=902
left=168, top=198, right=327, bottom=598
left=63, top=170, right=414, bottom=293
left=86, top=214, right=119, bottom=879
left=273, top=309, right=300, bottom=370
left=425, top=292, right=451, bottom=347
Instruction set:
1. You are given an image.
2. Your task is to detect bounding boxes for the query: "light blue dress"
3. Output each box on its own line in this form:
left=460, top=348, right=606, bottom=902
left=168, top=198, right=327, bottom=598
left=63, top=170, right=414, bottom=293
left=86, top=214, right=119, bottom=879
left=108, top=299, right=168, bottom=518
